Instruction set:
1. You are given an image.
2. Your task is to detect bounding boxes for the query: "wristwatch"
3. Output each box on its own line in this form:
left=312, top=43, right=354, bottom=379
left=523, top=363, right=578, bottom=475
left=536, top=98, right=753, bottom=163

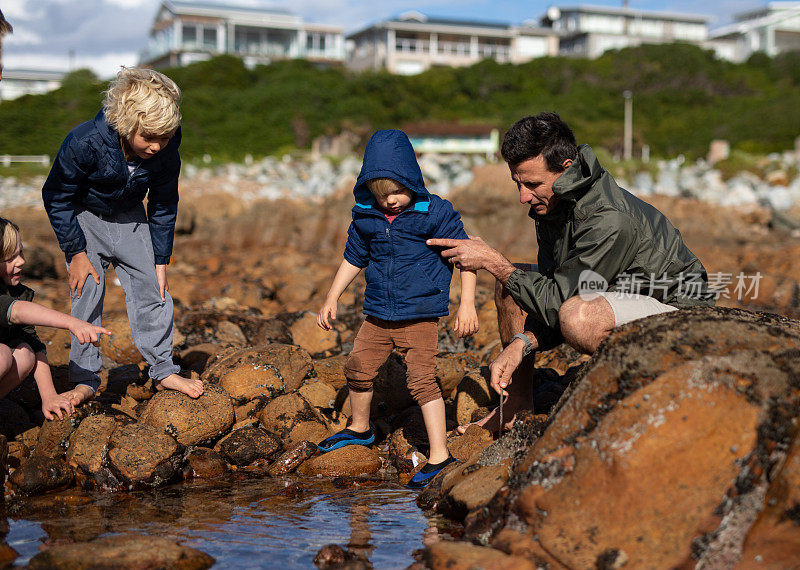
left=512, top=332, right=534, bottom=356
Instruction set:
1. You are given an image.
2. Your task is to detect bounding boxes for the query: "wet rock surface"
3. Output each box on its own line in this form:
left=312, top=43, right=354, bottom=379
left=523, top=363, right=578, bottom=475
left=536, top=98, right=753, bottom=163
left=27, top=533, right=215, bottom=569
left=107, top=423, right=180, bottom=486
left=217, top=426, right=281, bottom=466
left=8, top=456, right=73, bottom=496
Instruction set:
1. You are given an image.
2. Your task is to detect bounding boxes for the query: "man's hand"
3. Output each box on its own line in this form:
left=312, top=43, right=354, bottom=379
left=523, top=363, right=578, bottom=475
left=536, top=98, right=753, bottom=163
left=68, top=252, right=100, bottom=298
left=426, top=236, right=516, bottom=282
left=155, top=264, right=168, bottom=301
left=488, top=339, right=526, bottom=397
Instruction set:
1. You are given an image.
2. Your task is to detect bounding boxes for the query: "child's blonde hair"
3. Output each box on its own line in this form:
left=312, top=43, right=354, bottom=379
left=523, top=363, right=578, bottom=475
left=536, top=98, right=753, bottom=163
left=103, top=67, right=181, bottom=138
left=0, top=218, right=21, bottom=261
left=367, top=177, right=409, bottom=199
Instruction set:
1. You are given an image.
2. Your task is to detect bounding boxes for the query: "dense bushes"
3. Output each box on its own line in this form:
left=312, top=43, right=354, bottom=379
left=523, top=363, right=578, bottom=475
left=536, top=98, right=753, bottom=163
left=0, top=44, right=798, bottom=162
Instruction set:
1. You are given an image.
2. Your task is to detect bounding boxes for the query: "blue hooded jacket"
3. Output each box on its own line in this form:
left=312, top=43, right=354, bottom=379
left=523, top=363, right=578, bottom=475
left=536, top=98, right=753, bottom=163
left=42, top=110, right=181, bottom=265
left=343, top=130, right=468, bottom=321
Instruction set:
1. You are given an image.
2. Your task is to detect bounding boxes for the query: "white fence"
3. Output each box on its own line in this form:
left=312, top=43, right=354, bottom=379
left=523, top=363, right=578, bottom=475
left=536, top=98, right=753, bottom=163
left=0, top=155, right=50, bottom=167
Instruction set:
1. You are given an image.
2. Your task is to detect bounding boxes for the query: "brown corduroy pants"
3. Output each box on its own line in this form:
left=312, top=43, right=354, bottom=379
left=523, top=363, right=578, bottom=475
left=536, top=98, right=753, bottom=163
left=345, top=316, right=441, bottom=406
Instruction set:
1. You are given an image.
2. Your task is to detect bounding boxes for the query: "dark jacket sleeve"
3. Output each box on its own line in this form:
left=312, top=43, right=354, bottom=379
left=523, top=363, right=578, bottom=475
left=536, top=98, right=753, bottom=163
left=0, top=294, right=16, bottom=326
left=505, top=209, right=638, bottom=330
left=432, top=198, right=468, bottom=240
left=146, top=128, right=181, bottom=265
left=41, top=133, right=91, bottom=262
left=343, top=219, right=369, bottom=268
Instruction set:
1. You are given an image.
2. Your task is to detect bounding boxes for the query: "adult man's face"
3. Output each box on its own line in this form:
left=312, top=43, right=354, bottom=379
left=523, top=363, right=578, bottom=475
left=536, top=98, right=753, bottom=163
left=509, top=154, right=572, bottom=216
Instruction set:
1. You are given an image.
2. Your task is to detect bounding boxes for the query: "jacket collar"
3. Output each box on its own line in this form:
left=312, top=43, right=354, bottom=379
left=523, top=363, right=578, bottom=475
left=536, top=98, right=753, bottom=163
left=93, top=110, right=123, bottom=150
left=530, top=144, right=604, bottom=223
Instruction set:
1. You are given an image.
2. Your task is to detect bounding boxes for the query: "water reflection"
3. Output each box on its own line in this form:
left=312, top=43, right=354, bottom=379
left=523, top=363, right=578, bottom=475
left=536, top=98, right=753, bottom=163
left=2, top=474, right=459, bottom=568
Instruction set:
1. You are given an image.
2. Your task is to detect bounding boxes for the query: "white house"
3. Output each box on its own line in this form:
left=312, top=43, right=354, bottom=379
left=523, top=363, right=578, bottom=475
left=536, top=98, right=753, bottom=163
left=541, top=4, right=709, bottom=59
left=0, top=69, right=65, bottom=102
left=346, top=12, right=559, bottom=75
left=139, top=0, right=345, bottom=69
left=708, top=2, right=800, bottom=62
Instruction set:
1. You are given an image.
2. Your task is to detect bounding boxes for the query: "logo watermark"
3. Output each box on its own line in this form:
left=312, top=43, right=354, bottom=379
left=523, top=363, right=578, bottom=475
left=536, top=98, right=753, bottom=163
left=576, top=271, right=762, bottom=302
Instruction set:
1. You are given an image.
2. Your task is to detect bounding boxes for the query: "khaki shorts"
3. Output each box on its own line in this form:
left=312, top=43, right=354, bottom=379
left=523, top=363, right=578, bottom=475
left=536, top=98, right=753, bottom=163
left=594, top=292, right=678, bottom=327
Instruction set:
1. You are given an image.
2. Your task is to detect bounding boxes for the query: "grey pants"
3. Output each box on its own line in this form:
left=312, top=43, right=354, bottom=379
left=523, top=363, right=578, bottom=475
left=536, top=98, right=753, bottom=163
left=69, top=206, right=180, bottom=391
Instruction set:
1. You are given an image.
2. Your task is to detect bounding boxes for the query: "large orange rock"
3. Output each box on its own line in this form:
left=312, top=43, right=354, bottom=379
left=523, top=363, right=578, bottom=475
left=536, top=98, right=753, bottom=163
left=107, top=423, right=180, bottom=486
left=66, top=415, right=117, bottom=476
left=452, top=308, right=800, bottom=569
left=138, top=383, right=235, bottom=447
left=202, top=344, right=312, bottom=393
left=298, top=445, right=381, bottom=477
left=289, top=311, right=339, bottom=355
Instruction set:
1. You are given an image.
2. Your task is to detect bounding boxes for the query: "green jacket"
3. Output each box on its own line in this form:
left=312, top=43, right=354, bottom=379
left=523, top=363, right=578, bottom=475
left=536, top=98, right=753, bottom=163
left=505, top=144, right=714, bottom=342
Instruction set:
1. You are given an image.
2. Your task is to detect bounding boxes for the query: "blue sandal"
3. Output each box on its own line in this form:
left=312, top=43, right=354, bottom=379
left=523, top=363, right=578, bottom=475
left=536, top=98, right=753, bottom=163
left=317, top=425, right=375, bottom=453
left=407, top=455, right=457, bottom=489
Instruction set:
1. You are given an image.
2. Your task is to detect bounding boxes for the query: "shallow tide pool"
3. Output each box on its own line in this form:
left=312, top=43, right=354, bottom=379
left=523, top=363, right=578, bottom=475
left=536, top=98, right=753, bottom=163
left=4, top=475, right=459, bottom=568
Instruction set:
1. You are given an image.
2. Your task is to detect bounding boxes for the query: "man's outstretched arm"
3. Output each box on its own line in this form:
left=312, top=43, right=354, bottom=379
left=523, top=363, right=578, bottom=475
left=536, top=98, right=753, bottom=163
left=426, top=236, right=517, bottom=284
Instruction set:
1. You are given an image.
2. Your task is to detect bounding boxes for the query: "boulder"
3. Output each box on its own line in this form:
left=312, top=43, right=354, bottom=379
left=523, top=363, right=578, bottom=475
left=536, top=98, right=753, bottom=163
left=202, top=344, right=312, bottom=393
left=312, top=354, right=348, bottom=390
left=435, top=353, right=479, bottom=399
left=217, top=360, right=283, bottom=406
left=9, top=456, right=73, bottom=495
left=268, top=440, right=318, bottom=476
left=298, top=381, right=337, bottom=409
left=27, top=534, right=214, bottom=570
left=298, top=445, right=382, bottom=477
left=138, top=383, right=235, bottom=446
left=460, top=308, right=800, bottom=569
left=453, top=369, right=496, bottom=427
left=214, top=320, right=248, bottom=345
left=447, top=425, right=493, bottom=461
left=424, top=541, right=536, bottom=570
left=289, top=311, right=339, bottom=355
left=107, top=423, right=180, bottom=486
left=185, top=447, right=229, bottom=479
left=217, top=426, right=281, bottom=466
left=32, top=414, right=81, bottom=459
left=66, top=415, right=117, bottom=477
left=286, top=421, right=330, bottom=448
left=258, top=393, right=323, bottom=439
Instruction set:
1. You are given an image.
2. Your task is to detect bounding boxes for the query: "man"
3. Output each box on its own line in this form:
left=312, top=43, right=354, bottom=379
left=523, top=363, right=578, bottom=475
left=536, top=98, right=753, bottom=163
left=0, top=9, right=12, bottom=81
left=427, top=112, right=714, bottom=432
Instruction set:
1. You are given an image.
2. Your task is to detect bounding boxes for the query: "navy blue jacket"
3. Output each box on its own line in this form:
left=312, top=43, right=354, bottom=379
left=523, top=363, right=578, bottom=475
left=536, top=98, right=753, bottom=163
left=42, top=110, right=181, bottom=264
left=344, top=130, right=468, bottom=321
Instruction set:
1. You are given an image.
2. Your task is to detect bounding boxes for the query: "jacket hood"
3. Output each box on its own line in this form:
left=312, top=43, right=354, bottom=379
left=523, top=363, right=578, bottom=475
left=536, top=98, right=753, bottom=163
left=552, top=144, right=605, bottom=203
left=93, top=110, right=123, bottom=149
left=353, top=130, right=430, bottom=211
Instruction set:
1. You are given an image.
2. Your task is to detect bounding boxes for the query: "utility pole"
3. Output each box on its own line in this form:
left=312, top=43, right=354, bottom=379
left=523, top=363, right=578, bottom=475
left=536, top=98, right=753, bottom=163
left=623, top=90, right=633, bottom=161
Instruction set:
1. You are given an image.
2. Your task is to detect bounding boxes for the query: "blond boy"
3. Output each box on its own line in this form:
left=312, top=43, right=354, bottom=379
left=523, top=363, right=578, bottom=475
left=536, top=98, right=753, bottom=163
left=42, top=67, right=203, bottom=404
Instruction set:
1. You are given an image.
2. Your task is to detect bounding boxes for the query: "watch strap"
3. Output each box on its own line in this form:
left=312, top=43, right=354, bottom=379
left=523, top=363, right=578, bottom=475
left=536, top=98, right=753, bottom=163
left=512, top=332, right=533, bottom=356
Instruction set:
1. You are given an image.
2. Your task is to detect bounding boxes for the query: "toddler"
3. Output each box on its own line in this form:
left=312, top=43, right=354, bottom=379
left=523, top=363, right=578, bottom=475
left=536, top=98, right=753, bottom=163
left=317, top=129, right=478, bottom=489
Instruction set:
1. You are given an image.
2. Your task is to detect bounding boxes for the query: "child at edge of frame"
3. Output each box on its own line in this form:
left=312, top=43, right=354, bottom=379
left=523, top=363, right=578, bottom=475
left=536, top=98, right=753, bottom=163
left=0, top=217, right=111, bottom=419
left=41, top=67, right=204, bottom=406
left=316, top=129, right=479, bottom=489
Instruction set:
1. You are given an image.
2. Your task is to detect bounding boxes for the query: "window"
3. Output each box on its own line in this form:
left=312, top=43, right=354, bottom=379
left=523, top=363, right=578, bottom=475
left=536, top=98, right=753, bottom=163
left=203, top=27, right=217, bottom=49
left=182, top=24, right=197, bottom=47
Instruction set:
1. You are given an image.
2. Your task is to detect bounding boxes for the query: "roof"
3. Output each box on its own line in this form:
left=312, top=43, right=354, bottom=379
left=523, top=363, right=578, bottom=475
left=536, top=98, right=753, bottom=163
left=164, top=0, right=293, bottom=17
left=348, top=12, right=516, bottom=38
left=1, top=69, right=67, bottom=80
left=553, top=4, right=709, bottom=23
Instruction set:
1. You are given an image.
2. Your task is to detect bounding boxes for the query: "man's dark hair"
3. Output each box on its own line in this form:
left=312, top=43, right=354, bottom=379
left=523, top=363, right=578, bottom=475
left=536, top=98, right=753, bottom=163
left=501, top=112, right=578, bottom=172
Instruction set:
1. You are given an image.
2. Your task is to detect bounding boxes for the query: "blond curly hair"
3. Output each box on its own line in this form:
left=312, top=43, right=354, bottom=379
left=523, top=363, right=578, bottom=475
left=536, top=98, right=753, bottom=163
left=103, top=67, right=181, bottom=138
left=0, top=218, right=21, bottom=262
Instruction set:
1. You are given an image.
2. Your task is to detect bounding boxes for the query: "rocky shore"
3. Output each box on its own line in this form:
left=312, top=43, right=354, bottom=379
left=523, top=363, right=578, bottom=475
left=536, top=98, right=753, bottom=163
left=1, top=158, right=799, bottom=568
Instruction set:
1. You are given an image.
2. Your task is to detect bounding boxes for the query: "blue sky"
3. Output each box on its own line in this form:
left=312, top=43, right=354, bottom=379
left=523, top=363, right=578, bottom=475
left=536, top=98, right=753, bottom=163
left=2, top=0, right=765, bottom=77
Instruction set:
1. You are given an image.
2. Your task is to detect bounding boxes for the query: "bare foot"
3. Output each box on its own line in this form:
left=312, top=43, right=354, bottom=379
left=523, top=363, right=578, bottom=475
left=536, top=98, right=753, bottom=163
left=155, top=373, right=204, bottom=398
left=456, top=406, right=516, bottom=435
left=62, top=384, right=96, bottom=407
